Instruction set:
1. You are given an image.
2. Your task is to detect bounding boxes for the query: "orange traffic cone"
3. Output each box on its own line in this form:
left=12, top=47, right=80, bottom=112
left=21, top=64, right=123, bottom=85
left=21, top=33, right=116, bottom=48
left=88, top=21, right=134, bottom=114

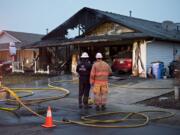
left=42, top=106, right=56, bottom=128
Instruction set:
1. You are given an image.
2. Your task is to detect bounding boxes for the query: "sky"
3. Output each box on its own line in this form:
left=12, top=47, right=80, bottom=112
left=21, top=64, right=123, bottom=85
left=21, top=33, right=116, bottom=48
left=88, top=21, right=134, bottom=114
left=0, top=0, right=180, bottom=34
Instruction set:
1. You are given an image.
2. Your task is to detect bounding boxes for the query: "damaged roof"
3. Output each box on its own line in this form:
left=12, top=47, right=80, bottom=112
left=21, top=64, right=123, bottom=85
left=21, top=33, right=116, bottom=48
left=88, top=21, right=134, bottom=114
left=32, top=33, right=151, bottom=48
left=32, top=7, right=180, bottom=48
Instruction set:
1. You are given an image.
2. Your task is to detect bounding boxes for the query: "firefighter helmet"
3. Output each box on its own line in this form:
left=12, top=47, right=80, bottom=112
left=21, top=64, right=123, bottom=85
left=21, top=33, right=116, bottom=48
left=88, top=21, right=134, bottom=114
left=81, top=52, right=89, bottom=58
left=96, top=52, right=103, bottom=58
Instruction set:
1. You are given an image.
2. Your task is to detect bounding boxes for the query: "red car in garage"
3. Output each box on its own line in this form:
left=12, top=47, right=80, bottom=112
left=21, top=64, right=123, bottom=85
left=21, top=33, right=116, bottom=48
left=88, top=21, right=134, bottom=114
left=111, top=57, right=132, bottom=73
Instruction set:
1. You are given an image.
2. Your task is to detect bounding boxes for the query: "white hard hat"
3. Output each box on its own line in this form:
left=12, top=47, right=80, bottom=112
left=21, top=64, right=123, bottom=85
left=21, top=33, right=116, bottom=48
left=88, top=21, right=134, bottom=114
left=96, top=52, right=103, bottom=58
left=81, top=52, right=89, bottom=58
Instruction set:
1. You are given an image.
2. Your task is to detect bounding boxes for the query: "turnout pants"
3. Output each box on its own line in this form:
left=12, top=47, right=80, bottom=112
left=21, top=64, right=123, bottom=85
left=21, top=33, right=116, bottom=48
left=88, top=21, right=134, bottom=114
left=93, top=84, right=108, bottom=106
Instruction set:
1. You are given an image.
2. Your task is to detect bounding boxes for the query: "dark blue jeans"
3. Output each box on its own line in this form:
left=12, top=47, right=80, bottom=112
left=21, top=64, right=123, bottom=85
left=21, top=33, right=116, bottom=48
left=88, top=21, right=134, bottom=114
left=79, top=80, right=90, bottom=106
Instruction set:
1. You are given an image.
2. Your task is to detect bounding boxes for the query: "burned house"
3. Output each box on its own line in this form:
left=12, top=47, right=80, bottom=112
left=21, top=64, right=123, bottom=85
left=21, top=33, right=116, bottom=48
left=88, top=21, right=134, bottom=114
left=29, top=7, right=180, bottom=77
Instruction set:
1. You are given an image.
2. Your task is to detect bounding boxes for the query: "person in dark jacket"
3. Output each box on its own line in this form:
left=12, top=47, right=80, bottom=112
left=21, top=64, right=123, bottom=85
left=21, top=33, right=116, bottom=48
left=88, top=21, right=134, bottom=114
left=76, top=52, right=92, bottom=109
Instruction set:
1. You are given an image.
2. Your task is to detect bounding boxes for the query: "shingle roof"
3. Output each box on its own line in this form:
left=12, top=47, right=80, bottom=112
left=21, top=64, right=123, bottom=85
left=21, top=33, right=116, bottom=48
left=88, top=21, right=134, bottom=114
left=0, top=30, right=44, bottom=50
left=4, top=30, right=44, bottom=47
left=43, top=7, right=180, bottom=42
left=93, top=8, right=180, bottom=41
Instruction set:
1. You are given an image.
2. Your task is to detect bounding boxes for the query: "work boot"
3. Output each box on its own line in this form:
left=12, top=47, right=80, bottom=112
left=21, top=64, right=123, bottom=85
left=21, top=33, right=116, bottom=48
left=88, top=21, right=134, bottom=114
left=101, top=105, right=106, bottom=111
left=96, top=105, right=100, bottom=111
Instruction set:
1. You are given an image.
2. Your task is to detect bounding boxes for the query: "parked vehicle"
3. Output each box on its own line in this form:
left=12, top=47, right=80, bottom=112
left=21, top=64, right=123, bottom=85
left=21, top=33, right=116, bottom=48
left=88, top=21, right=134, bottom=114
left=111, top=46, right=132, bottom=73
left=111, top=57, right=132, bottom=73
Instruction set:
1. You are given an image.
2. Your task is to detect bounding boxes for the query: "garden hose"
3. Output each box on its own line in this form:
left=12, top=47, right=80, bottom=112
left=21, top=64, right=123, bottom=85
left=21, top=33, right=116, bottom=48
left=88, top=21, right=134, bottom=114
left=0, top=79, right=176, bottom=128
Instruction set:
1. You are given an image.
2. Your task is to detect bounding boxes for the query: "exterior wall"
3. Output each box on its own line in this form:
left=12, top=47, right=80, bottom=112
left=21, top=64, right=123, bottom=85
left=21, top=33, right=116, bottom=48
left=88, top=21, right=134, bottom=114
left=0, top=49, right=38, bottom=67
left=0, top=50, right=10, bottom=61
left=175, top=43, right=180, bottom=58
left=19, top=49, right=39, bottom=68
left=87, top=22, right=135, bottom=36
left=19, top=49, right=36, bottom=61
left=146, top=41, right=180, bottom=75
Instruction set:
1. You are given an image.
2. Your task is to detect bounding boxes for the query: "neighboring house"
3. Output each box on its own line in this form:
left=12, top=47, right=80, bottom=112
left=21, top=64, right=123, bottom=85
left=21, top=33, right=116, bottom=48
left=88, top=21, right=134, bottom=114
left=0, top=30, right=44, bottom=70
left=28, top=7, right=180, bottom=77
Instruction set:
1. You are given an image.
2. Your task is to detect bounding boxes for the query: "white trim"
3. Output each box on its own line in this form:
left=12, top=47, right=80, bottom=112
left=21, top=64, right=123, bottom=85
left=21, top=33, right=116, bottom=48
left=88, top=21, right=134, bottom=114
left=34, top=61, right=49, bottom=74
left=3, top=31, right=21, bottom=43
left=12, top=61, right=24, bottom=73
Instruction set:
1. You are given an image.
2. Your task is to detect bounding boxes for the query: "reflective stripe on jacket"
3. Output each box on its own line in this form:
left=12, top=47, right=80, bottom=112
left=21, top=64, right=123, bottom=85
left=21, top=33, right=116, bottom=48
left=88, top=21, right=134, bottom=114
left=90, top=60, right=112, bottom=85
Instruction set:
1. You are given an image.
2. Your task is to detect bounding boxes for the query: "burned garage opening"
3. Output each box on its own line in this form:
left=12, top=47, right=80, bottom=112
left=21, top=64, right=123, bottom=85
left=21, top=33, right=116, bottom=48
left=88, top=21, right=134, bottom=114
left=110, top=45, right=132, bottom=73
left=78, top=41, right=133, bottom=74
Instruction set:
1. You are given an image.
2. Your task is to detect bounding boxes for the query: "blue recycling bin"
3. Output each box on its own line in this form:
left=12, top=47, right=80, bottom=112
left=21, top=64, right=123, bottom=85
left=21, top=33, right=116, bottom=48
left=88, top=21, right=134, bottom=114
left=152, top=62, right=164, bottom=79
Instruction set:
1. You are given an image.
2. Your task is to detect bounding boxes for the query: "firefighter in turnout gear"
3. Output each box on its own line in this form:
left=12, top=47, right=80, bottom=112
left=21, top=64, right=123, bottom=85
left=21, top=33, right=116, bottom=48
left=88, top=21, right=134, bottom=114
left=90, top=52, right=112, bottom=111
left=76, top=52, right=92, bottom=109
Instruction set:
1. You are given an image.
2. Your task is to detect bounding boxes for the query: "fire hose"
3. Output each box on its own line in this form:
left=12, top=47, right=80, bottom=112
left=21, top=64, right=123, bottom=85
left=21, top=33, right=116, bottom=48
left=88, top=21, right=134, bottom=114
left=0, top=79, right=175, bottom=128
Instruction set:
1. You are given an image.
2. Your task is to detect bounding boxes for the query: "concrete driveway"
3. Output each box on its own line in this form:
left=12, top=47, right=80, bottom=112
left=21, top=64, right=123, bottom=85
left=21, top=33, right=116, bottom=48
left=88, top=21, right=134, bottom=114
left=108, top=78, right=173, bottom=104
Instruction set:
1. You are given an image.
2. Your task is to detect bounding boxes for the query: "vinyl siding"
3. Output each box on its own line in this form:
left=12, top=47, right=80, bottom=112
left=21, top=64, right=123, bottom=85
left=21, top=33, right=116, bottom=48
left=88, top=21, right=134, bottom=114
left=176, top=44, right=180, bottom=57
left=0, top=32, right=19, bottom=44
left=146, top=41, right=180, bottom=73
